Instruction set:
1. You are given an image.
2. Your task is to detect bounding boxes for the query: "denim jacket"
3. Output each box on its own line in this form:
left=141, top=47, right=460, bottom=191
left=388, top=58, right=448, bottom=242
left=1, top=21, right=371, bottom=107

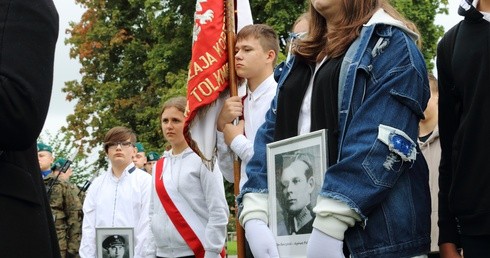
left=239, top=9, right=431, bottom=258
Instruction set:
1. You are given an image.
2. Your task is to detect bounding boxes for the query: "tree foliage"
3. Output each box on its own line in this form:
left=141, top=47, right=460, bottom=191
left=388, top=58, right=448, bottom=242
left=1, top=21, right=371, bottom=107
left=64, top=0, right=448, bottom=204
left=64, top=0, right=191, bottom=169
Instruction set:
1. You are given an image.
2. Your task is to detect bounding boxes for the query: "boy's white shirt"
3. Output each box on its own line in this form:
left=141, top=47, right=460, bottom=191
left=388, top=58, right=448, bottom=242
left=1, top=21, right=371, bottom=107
left=79, top=163, right=152, bottom=258
left=217, top=74, right=277, bottom=189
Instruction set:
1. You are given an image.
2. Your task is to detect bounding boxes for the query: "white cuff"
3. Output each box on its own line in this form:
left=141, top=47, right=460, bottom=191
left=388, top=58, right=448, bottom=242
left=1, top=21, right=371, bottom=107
left=312, top=196, right=361, bottom=240
left=239, top=193, right=269, bottom=226
left=230, top=134, right=252, bottom=162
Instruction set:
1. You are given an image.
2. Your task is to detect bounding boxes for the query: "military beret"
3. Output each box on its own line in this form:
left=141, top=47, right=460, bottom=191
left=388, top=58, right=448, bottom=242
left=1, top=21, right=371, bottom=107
left=37, top=142, right=53, bottom=153
left=135, top=142, right=145, bottom=153
left=51, top=157, right=67, bottom=171
left=146, top=151, right=160, bottom=162
left=102, top=235, right=125, bottom=249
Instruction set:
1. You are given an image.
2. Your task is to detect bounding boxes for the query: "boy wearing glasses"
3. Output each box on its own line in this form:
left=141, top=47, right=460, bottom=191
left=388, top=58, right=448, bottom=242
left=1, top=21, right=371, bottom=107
left=79, top=126, right=151, bottom=258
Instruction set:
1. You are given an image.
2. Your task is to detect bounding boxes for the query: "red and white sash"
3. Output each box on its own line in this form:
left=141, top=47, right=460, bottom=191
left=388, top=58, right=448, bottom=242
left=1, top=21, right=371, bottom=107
left=154, top=158, right=225, bottom=258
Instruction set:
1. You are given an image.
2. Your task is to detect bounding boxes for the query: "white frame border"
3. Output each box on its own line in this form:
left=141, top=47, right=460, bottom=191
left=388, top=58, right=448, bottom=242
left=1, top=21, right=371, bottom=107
left=267, top=129, right=327, bottom=258
left=96, top=227, right=134, bottom=258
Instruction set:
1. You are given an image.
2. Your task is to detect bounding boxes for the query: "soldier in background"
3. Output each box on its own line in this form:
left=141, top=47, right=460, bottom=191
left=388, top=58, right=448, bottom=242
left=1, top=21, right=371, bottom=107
left=38, top=142, right=55, bottom=178
left=52, top=157, right=86, bottom=205
left=143, top=151, right=160, bottom=174
left=45, top=154, right=83, bottom=258
left=132, top=142, right=147, bottom=170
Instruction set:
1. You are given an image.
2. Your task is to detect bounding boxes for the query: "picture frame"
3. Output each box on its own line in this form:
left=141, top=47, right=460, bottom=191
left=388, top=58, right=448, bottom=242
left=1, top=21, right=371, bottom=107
left=267, top=129, right=327, bottom=258
left=96, top=227, right=134, bottom=258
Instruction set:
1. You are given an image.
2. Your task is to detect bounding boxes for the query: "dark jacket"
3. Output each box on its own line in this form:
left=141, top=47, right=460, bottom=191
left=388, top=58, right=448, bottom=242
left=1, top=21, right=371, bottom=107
left=437, top=1, right=490, bottom=245
left=0, top=0, right=60, bottom=257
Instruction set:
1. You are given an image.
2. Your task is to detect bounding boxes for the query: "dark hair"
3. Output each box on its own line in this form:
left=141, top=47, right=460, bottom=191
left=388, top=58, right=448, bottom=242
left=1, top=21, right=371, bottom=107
left=236, top=24, right=280, bottom=65
left=103, top=126, right=137, bottom=152
left=296, top=0, right=420, bottom=61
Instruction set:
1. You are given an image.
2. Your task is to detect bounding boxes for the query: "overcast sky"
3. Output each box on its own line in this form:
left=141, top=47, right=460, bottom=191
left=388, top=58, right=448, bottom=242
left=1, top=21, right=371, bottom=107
left=41, top=0, right=84, bottom=136
left=41, top=0, right=463, bottom=135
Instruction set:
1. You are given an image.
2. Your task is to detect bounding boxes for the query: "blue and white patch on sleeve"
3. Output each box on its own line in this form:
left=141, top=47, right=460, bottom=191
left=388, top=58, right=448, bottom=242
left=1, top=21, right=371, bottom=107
left=377, top=124, right=417, bottom=164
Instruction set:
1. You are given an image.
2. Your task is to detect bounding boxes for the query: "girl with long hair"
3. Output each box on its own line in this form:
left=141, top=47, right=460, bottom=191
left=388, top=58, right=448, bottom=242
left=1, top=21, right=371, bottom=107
left=239, top=1, right=431, bottom=257
left=146, top=96, right=229, bottom=258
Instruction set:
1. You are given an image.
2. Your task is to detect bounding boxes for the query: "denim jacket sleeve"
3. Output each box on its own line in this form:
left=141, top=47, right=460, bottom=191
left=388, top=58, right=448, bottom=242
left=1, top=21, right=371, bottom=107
left=321, top=27, right=429, bottom=219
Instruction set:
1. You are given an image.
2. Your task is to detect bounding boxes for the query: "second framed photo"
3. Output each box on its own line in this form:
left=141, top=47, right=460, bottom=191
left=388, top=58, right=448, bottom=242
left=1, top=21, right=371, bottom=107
left=96, top=227, right=134, bottom=258
left=267, top=129, right=327, bottom=258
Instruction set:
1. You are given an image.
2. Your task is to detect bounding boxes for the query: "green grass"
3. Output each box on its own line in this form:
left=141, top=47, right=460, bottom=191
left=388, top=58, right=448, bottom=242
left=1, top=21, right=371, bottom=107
left=227, top=241, right=237, bottom=255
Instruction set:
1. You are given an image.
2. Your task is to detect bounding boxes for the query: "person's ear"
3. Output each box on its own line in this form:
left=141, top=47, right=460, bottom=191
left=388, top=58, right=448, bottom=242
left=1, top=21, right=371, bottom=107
left=307, top=177, right=315, bottom=192
left=267, top=49, right=276, bottom=62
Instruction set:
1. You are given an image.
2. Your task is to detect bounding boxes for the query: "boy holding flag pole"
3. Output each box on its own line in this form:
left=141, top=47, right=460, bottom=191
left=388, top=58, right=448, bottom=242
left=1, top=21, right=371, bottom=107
left=184, top=0, right=253, bottom=257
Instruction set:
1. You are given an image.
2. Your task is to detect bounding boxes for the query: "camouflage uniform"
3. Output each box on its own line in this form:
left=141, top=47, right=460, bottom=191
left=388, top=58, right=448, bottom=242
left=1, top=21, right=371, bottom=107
left=66, top=181, right=85, bottom=226
left=71, top=183, right=86, bottom=206
left=62, top=179, right=86, bottom=210
left=44, top=173, right=83, bottom=258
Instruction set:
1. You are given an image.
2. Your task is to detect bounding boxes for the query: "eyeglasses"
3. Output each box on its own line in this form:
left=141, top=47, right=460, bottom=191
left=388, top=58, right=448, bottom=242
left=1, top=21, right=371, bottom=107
left=105, top=141, right=133, bottom=150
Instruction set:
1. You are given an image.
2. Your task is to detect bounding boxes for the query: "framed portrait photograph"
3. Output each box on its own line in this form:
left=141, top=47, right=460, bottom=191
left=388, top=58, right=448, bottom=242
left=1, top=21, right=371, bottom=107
left=96, top=227, right=134, bottom=258
left=267, top=129, right=327, bottom=258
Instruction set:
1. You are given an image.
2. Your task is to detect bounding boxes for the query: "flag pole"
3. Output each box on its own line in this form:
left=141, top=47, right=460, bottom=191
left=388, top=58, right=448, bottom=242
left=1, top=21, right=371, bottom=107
left=225, top=0, right=246, bottom=257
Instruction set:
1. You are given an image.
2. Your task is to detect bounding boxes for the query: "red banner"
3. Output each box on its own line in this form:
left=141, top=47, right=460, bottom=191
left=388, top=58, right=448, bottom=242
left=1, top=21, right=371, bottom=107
left=184, top=0, right=253, bottom=169
left=184, top=0, right=228, bottom=165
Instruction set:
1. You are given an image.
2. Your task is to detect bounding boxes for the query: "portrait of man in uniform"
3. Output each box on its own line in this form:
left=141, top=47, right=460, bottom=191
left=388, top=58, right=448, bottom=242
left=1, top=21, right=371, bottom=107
left=96, top=228, right=134, bottom=258
left=266, top=130, right=327, bottom=257
left=278, top=154, right=316, bottom=236
left=102, top=235, right=128, bottom=258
